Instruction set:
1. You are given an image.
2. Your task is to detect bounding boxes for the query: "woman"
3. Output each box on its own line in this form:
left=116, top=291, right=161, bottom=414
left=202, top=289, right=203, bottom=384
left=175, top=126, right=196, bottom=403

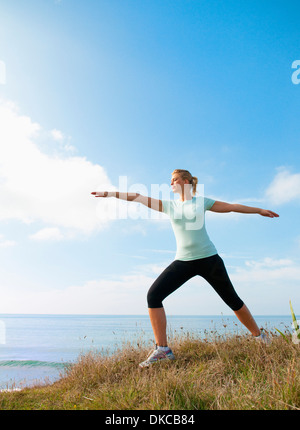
left=92, top=169, right=279, bottom=368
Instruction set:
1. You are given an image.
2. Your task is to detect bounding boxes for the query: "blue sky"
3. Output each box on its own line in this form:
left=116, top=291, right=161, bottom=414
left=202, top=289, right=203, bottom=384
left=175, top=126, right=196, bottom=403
left=0, top=0, right=299, bottom=315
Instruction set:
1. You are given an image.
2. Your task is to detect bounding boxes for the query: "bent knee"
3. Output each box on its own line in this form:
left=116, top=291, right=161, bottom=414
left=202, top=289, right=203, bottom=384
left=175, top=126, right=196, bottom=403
left=147, top=289, right=163, bottom=308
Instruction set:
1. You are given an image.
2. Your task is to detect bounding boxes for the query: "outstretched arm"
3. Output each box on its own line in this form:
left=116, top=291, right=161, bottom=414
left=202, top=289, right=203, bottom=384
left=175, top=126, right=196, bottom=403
left=210, top=201, right=279, bottom=218
left=91, top=191, right=163, bottom=212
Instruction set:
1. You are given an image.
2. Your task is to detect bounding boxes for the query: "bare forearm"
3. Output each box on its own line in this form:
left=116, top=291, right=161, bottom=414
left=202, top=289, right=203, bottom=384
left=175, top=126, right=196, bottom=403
left=231, top=204, right=262, bottom=214
left=209, top=200, right=279, bottom=218
left=106, top=191, right=140, bottom=201
left=112, top=192, right=162, bottom=211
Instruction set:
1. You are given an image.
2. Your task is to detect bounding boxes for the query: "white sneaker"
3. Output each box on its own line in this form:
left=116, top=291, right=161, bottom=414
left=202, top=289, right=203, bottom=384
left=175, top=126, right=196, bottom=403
left=139, top=347, right=175, bottom=368
left=255, top=331, right=271, bottom=345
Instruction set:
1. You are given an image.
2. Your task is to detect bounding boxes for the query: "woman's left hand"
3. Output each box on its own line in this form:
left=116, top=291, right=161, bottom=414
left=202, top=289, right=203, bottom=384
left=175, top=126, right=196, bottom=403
left=259, top=209, right=279, bottom=218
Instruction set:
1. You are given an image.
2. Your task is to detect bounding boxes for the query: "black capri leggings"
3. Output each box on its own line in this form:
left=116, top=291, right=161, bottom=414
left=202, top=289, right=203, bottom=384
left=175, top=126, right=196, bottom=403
left=147, top=254, right=244, bottom=312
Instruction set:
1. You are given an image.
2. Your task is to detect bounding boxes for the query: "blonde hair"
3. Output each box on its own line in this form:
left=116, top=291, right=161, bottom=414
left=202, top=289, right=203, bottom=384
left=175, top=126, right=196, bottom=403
left=172, top=169, right=198, bottom=196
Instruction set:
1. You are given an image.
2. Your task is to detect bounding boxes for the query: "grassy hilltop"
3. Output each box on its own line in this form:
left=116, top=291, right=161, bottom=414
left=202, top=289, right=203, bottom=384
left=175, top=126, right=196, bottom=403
left=0, top=332, right=299, bottom=410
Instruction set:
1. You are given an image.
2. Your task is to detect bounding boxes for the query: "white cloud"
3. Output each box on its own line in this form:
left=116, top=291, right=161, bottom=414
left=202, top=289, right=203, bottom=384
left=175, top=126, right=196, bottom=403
left=0, top=98, right=119, bottom=237
left=29, top=227, right=65, bottom=241
left=231, top=257, right=300, bottom=284
left=0, top=273, right=154, bottom=314
left=0, top=234, right=16, bottom=248
left=0, top=255, right=298, bottom=315
left=265, top=167, right=300, bottom=205
left=244, top=257, right=294, bottom=269
left=208, top=167, right=300, bottom=213
left=228, top=257, right=300, bottom=314
left=51, top=129, right=64, bottom=142
left=50, top=128, right=75, bottom=152
left=0, top=60, right=6, bottom=85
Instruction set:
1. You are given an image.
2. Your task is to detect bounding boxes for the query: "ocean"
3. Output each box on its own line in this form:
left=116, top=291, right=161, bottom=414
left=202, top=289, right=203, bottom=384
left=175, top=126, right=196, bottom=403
left=0, top=314, right=294, bottom=390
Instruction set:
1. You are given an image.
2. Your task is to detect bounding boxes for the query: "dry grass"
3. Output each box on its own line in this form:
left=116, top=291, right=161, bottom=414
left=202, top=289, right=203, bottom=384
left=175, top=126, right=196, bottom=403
left=0, top=331, right=299, bottom=410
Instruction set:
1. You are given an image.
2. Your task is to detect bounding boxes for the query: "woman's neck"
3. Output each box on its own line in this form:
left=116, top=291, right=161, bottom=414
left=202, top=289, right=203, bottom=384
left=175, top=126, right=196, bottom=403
left=179, top=192, right=193, bottom=202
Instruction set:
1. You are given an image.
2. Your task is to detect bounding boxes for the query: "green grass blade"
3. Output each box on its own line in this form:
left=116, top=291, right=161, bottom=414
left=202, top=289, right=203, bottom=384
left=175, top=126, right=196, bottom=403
left=289, top=300, right=300, bottom=339
left=275, top=328, right=289, bottom=342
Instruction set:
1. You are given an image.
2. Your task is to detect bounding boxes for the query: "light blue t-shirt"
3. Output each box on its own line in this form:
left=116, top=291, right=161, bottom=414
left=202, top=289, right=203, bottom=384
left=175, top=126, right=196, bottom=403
left=162, top=196, right=217, bottom=261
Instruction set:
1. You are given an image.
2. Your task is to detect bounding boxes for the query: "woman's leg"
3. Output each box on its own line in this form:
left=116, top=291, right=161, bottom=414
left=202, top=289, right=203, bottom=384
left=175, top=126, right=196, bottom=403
left=234, top=303, right=261, bottom=336
left=148, top=307, right=167, bottom=346
left=200, top=255, right=261, bottom=336
left=147, top=260, right=195, bottom=346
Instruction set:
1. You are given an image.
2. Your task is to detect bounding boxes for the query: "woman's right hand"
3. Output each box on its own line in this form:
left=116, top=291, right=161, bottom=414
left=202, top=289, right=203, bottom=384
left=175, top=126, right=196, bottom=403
left=91, top=191, right=109, bottom=197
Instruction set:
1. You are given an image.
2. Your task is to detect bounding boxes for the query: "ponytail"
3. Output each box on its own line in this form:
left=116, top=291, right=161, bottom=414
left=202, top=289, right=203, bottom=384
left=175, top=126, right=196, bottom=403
left=191, top=176, right=198, bottom=196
